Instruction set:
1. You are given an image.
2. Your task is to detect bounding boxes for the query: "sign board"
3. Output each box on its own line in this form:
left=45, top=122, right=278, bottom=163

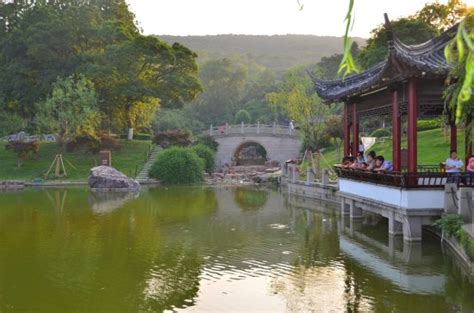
left=100, top=150, right=112, bottom=167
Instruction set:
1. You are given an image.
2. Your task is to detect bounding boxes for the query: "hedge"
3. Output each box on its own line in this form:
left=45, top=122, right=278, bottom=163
left=149, top=146, right=204, bottom=185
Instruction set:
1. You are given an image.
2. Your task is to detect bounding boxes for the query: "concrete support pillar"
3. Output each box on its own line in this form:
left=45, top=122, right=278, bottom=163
left=288, top=165, right=294, bottom=182
left=340, top=198, right=350, bottom=216
left=444, top=183, right=458, bottom=214
left=321, top=169, right=329, bottom=185
left=388, top=212, right=403, bottom=236
left=402, top=241, right=423, bottom=264
left=350, top=201, right=363, bottom=219
left=458, top=187, right=473, bottom=223
left=402, top=216, right=423, bottom=241
left=293, top=166, right=300, bottom=182
left=349, top=218, right=363, bottom=235
left=306, top=168, right=314, bottom=184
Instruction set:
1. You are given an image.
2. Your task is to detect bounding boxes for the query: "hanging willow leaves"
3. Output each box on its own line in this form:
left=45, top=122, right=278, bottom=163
left=445, top=13, right=474, bottom=123
left=338, top=0, right=360, bottom=77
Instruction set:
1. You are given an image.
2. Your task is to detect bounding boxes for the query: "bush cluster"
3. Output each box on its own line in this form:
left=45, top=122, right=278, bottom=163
left=149, top=147, right=204, bottom=185
left=5, top=140, right=40, bottom=167
left=194, top=135, right=219, bottom=152
left=369, top=128, right=391, bottom=138
left=153, top=129, right=193, bottom=148
left=66, top=133, right=120, bottom=153
left=192, top=144, right=215, bottom=173
left=417, top=119, right=440, bottom=131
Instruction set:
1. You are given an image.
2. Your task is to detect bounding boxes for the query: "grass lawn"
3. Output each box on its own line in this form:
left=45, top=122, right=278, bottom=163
left=0, top=140, right=153, bottom=181
left=320, top=128, right=467, bottom=170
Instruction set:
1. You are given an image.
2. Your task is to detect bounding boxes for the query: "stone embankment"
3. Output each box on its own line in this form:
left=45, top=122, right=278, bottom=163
left=207, top=165, right=281, bottom=186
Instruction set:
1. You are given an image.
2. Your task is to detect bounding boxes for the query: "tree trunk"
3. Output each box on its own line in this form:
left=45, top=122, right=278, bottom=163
left=127, top=127, right=134, bottom=140
left=125, top=103, right=134, bottom=140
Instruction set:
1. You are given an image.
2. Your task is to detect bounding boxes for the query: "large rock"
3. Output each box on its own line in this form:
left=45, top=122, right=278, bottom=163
left=88, top=166, right=140, bottom=190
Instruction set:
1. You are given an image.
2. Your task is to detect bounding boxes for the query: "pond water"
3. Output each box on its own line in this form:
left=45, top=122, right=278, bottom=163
left=0, top=186, right=472, bottom=312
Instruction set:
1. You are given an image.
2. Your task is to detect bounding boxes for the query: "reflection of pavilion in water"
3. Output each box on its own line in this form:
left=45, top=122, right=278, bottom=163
left=286, top=195, right=449, bottom=295
left=339, top=215, right=446, bottom=295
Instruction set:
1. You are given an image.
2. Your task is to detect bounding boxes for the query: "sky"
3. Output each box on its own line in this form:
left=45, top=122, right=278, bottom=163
left=126, top=0, right=474, bottom=38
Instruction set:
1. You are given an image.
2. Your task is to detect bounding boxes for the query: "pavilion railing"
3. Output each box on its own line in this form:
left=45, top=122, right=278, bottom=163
left=334, top=166, right=473, bottom=189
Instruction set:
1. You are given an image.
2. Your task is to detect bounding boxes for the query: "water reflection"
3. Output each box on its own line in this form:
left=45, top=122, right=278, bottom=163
left=233, top=187, right=268, bottom=210
left=88, top=190, right=139, bottom=215
left=0, top=187, right=472, bottom=312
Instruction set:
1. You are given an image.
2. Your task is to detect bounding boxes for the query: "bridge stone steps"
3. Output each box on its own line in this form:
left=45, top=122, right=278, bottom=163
left=136, top=145, right=162, bottom=182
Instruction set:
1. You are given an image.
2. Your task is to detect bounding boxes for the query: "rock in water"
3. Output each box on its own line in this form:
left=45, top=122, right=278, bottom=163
left=88, top=166, right=140, bottom=190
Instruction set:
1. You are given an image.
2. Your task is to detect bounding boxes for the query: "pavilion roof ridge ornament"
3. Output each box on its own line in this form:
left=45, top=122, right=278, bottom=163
left=313, top=16, right=459, bottom=102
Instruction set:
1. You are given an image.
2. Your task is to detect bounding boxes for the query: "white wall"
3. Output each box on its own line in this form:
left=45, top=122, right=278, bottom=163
left=339, top=179, right=444, bottom=210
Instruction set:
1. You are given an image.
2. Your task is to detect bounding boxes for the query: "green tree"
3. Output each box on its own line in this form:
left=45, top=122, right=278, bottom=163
left=358, top=18, right=438, bottom=69
left=35, top=75, right=100, bottom=148
left=234, top=109, right=251, bottom=124
left=415, top=0, right=467, bottom=31
left=192, top=58, right=247, bottom=126
left=266, top=67, right=329, bottom=152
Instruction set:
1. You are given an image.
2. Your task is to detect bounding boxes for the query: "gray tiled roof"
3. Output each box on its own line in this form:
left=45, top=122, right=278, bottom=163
left=313, top=24, right=458, bottom=102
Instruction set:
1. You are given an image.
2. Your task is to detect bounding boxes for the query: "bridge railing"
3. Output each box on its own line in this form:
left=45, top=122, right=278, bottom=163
left=208, top=122, right=298, bottom=137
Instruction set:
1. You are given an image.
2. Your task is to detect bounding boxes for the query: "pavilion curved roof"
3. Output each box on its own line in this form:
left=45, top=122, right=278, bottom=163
left=312, top=20, right=458, bottom=102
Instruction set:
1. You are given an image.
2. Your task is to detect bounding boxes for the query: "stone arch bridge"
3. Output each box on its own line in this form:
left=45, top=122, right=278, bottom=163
left=208, top=123, right=302, bottom=168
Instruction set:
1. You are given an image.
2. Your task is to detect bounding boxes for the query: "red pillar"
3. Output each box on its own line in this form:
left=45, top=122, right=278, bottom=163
left=352, top=102, right=359, bottom=156
left=392, top=89, right=401, bottom=172
left=465, top=113, right=472, bottom=165
left=343, top=102, right=351, bottom=157
left=407, top=79, right=418, bottom=173
left=450, top=121, right=457, bottom=153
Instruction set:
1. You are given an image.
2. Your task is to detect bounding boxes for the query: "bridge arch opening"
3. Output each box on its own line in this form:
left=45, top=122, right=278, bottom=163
left=234, top=141, right=268, bottom=166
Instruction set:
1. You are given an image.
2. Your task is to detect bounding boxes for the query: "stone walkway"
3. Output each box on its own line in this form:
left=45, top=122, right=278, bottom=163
left=136, top=145, right=162, bottom=184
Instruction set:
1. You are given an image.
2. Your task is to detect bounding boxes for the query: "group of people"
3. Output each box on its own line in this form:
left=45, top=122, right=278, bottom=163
left=341, top=150, right=393, bottom=172
left=340, top=148, right=474, bottom=177
left=445, top=150, right=474, bottom=177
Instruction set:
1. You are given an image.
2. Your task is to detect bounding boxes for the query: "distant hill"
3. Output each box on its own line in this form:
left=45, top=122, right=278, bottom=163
left=158, top=34, right=365, bottom=74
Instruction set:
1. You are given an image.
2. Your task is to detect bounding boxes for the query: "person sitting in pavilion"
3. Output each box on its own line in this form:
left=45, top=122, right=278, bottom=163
left=445, top=150, right=464, bottom=173
left=373, top=156, right=393, bottom=172
left=365, top=151, right=377, bottom=171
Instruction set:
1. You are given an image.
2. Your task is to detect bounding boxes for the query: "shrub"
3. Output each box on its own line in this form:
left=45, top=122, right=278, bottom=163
left=417, top=119, right=440, bottom=131
left=234, top=109, right=251, bottom=124
left=66, top=133, right=121, bottom=153
left=66, top=135, right=100, bottom=153
left=153, top=129, right=193, bottom=148
left=195, top=135, right=219, bottom=152
left=433, top=214, right=464, bottom=238
left=369, top=128, right=391, bottom=138
left=149, top=147, right=204, bottom=184
left=192, top=144, right=215, bottom=173
left=98, top=132, right=121, bottom=151
left=5, top=140, right=40, bottom=168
